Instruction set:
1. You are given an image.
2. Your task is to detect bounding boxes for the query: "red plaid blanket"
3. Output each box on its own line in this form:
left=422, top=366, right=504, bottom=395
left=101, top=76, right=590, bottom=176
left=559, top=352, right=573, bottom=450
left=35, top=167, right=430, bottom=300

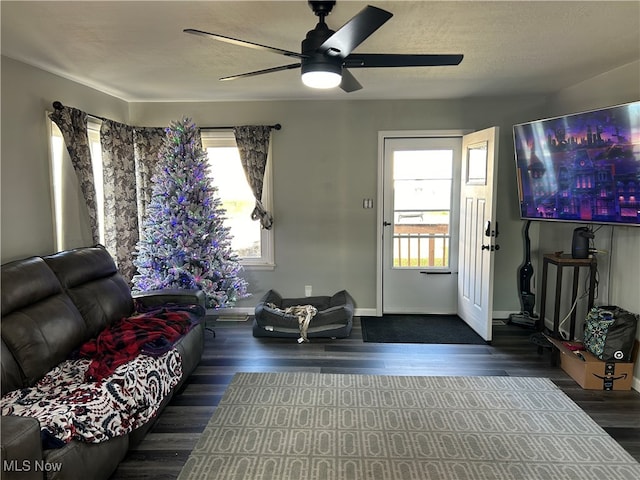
left=78, top=306, right=198, bottom=381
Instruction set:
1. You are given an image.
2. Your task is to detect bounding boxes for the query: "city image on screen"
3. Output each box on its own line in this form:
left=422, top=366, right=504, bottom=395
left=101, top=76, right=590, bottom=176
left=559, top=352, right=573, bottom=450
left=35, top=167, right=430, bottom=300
left=513, top=101, right=640, bottom=226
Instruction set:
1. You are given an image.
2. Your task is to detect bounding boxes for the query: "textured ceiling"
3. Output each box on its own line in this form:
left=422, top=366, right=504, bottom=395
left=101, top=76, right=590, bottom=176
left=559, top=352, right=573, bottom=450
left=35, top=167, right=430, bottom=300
left=2, top=1, right=639, bottom=102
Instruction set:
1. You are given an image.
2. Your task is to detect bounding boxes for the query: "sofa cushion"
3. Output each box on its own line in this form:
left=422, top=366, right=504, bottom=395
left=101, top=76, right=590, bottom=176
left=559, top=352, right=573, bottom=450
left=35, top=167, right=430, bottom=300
left=44, top=245, right=134, bottom=338
left=1, top=339, right=23, bottom=395
left=1, top=257, right=87, bottom=387
left=44, top=434, right=129, bottom=480
left=0, top=415, right=43, bottom=480
left=172, top=323, right=204, bottom=390
left=1, top=257, right=62, bottom=316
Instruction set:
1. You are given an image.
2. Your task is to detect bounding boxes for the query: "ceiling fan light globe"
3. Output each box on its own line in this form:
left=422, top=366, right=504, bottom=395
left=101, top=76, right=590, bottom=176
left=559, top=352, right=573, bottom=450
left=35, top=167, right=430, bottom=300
left=301, top=70, right=342, bottom=89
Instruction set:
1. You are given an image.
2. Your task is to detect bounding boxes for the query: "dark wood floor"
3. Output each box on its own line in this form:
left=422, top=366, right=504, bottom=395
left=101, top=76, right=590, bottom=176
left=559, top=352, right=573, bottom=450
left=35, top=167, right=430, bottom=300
left=109, top=317, right=640, bottom=479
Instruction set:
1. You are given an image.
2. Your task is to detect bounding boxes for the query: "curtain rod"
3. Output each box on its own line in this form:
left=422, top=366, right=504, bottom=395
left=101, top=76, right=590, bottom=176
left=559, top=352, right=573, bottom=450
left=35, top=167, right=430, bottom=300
left=52, top=101, right=281, bottom=131
left=201, top=124, right=281, bottom=131
left=52, top=101, right=111, bottom=122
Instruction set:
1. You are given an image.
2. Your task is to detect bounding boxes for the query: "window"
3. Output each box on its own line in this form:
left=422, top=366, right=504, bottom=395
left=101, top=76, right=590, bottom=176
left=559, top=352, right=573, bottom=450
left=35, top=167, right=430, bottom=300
left=392, top=149, right=453, bottom=268
left=201, top=131, right=274, bottom=269
left=87, top=119, right=105, bottom=244
left=48, top=117, right=104, bottom=250
left=49, top=120, right=65, bottom=249
left=49, top=121, right=273, bottom=269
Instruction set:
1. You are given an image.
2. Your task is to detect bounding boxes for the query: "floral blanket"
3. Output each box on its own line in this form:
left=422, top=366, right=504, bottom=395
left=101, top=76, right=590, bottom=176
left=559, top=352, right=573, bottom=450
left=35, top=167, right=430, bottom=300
left=1, top=305, right=203, bottom=447
left=1, top=350, right=182, bottom=447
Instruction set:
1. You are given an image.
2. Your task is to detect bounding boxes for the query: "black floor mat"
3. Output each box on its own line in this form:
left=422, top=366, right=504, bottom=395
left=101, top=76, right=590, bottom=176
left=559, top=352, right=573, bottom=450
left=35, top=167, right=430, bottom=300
left=361, top=314, right=486, bottom=344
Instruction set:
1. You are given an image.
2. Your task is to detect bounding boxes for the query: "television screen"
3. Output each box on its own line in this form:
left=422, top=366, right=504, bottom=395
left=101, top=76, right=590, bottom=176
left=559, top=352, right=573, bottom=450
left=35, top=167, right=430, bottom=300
left=513, top=101, right=640, bottom=226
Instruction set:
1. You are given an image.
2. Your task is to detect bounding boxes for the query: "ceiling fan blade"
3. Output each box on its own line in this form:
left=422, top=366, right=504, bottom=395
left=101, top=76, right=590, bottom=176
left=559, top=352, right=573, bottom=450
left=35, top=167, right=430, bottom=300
left=184, top=28, right=306, bottom=59
left=344, top=53, right=464, bottom=68
left=220, top=63, right=301, bottom=82
left=318, top=5, right=393, bottom=59
left=340, top=68, right=362, bottom=93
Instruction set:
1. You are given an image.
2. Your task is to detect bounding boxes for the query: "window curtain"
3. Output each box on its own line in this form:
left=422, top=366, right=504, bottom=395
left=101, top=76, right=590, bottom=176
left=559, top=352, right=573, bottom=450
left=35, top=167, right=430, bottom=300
left=133, top=127, right=166, bottom=230
left=233, top=125, right=274, bottom=229
left=100, top=123, right=168, bottom=283
left=49, top=106, right=100, bottom=244
left=100, top=120, right=139, bottom=282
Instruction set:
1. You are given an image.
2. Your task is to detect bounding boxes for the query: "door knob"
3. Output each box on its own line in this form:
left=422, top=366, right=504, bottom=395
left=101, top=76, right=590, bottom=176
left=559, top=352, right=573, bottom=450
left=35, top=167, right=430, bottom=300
left=383, top=221, right=392, bottom=226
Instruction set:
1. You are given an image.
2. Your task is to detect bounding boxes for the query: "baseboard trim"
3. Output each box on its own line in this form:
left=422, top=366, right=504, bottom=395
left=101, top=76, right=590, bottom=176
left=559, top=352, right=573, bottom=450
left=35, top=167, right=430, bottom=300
left=207, top=307, right=254, bottom=316
left=209, top=307, right=379, bottom=317
left=210, top=307, right=518, bottom=319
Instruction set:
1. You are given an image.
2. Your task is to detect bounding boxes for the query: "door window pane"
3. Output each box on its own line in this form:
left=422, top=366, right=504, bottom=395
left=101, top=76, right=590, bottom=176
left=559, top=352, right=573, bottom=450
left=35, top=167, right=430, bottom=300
left=393, top=150, right=453, bottom=268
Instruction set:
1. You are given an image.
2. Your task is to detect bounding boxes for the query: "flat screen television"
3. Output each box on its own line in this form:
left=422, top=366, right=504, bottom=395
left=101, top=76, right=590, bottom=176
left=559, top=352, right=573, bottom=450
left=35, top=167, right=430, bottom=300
left=513, top=101, right=640, bottom=226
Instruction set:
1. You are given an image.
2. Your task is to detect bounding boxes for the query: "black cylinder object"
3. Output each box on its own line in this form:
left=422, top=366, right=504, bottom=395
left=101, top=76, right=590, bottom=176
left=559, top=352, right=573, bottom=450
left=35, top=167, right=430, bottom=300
left=571, top=227, right=593, bottom=259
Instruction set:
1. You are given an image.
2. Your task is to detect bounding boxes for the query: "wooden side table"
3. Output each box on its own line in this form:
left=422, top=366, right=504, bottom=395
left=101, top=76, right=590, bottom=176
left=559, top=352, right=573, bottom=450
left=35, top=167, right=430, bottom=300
left=538, top=253, right=597, bottom=340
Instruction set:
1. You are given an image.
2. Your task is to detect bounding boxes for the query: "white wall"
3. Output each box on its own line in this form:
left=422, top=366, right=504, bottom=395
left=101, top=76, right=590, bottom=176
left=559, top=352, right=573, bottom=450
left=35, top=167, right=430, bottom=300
left=0, top=56, right=129, bottom=261
left=128, top=96, right=548, bottom=313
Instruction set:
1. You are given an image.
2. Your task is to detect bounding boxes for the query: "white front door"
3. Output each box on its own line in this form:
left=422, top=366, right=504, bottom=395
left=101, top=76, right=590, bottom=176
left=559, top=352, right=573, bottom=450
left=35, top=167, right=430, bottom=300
left=457, top=127, right=500, bottom=341
left=382, top=136, right=462, bottom=314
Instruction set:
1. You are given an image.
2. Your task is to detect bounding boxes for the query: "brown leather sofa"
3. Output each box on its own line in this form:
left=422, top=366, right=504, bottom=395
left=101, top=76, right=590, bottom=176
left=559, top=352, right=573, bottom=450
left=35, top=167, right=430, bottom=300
left=1, top=245, right=206, bottom=480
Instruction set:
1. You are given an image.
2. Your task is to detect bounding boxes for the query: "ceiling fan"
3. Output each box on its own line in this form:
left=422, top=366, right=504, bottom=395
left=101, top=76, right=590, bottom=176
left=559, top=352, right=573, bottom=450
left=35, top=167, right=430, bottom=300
left=184, top=1, right=463, bottom=92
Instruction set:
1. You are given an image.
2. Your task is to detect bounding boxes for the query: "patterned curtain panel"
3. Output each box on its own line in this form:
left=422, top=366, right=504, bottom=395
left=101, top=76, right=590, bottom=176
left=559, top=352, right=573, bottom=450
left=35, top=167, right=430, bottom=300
left=49, top=106, right=100, bottom=244
left=100, top=120, right=138, bottom=283
left=133, top=127, right=166, bottom=230
left=233, top=125, right=274, bottom=230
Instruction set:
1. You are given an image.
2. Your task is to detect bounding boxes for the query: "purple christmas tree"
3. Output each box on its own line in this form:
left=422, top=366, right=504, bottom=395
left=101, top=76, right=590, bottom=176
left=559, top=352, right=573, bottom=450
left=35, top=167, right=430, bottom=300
left=132, top=118, right=248, bottom=308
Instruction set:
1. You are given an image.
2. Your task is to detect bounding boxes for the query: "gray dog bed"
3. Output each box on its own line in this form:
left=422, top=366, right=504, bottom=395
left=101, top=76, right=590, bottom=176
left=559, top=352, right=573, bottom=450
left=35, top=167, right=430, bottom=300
left=253, top=289, right=354, bottom=340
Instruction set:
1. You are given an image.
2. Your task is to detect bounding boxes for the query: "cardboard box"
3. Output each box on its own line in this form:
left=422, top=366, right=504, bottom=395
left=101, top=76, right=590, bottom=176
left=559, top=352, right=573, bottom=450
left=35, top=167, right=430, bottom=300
left=546, top=336, right=637, bottom=390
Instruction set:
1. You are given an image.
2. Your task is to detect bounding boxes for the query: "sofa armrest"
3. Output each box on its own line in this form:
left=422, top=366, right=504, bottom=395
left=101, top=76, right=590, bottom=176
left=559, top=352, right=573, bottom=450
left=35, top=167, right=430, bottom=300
left=1, top=415, right=43, bottom=480
left=133, top=289, right=206, bottom=309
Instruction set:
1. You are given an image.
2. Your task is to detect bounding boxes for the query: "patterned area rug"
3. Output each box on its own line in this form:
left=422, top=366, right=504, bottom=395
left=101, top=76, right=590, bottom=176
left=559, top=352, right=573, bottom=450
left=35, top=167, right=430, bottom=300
left=178, top=373, right=640, bottom=480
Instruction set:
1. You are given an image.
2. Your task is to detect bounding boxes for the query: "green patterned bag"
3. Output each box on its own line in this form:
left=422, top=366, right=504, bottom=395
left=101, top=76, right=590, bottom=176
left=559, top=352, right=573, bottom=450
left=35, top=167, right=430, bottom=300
left=583, top=306, right=638, bottom=362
